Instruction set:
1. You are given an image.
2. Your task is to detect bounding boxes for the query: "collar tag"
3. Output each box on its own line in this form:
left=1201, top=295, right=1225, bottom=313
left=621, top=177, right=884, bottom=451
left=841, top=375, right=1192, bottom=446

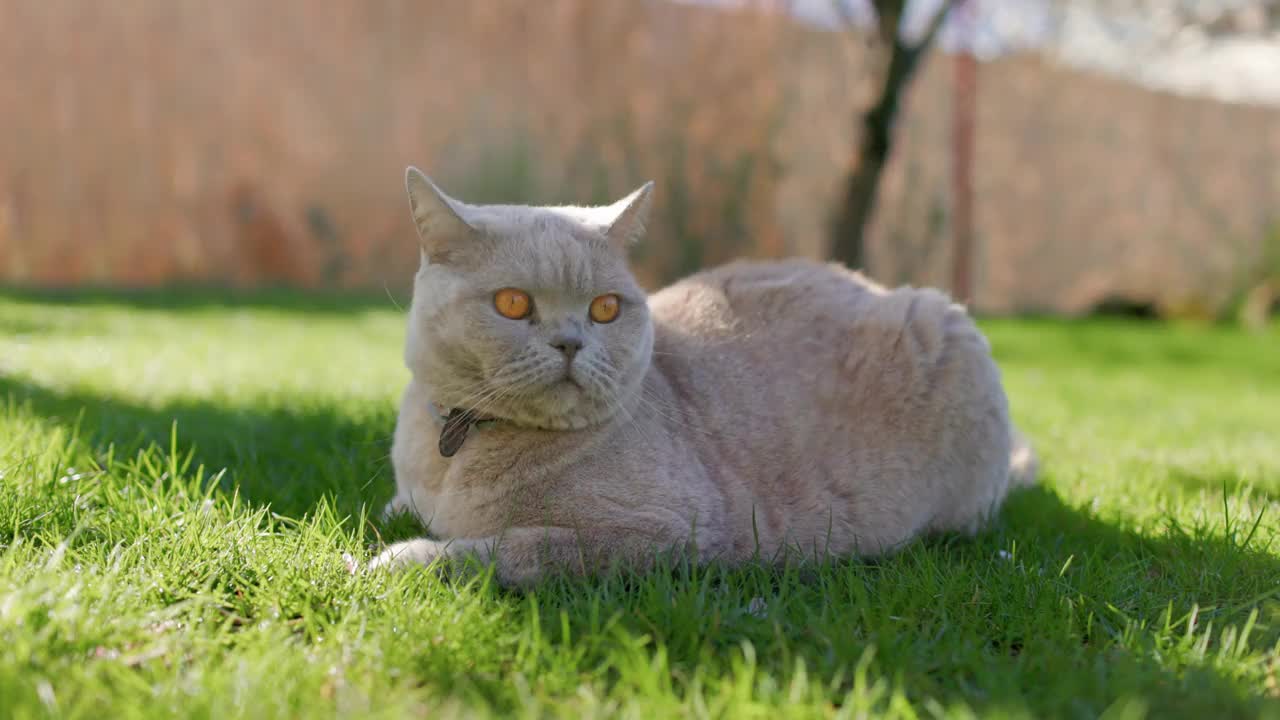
left=439, top=408, right=477, bottom=457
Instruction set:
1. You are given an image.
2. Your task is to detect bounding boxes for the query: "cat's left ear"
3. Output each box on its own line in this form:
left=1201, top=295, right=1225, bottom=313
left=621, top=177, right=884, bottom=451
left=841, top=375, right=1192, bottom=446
left=405, top=166, right=476, bottom=263
left=601, top=181, right=655, bottom=247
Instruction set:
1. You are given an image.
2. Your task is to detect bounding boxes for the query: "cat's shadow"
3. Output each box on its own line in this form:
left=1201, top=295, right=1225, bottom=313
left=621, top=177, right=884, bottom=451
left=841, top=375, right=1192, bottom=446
left=516, top=484, right=1279, bottom=716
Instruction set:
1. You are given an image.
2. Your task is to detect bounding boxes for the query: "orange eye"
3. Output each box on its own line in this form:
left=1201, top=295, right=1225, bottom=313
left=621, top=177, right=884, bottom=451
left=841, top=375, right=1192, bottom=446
left=493, top=288, right=532, bottom=320
left=589, top=294, right=621, bottom=324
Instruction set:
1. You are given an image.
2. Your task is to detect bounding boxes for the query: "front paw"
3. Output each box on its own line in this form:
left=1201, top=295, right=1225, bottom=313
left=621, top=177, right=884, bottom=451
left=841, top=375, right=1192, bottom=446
left=366, top=538, right=446, bottom=572
left=381, top=493, right=414, bottom=522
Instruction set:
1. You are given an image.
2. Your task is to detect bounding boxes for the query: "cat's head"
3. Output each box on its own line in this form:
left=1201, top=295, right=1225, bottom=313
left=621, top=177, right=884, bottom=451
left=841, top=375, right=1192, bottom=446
left=401, top=167, right=655, bottom=430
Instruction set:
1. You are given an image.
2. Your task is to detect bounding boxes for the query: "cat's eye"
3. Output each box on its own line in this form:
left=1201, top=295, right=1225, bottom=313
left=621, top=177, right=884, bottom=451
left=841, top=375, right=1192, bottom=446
left=589, top=294, right=621, bottom=324
left=494, top=288, right=532, bottom=320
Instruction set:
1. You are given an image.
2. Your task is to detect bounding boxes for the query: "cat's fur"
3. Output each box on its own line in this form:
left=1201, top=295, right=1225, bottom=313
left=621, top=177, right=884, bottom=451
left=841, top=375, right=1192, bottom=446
left=370, top=168, right=1036, bottom=586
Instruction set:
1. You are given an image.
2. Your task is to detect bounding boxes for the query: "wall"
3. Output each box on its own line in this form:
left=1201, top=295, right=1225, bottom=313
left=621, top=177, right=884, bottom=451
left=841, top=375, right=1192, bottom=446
left=2, top=0, right=1277, bottom=314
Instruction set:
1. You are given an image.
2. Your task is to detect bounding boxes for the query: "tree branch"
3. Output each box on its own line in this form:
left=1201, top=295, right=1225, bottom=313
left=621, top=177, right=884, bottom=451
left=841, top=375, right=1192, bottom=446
left=874, top=0, right=907, bottom=44
left=910, top=0, right=960, bottom=54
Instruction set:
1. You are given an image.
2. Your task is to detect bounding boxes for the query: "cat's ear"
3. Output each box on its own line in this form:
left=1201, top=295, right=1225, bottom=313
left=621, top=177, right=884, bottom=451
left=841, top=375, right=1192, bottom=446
left=405, top=167, right=475, bottom=262
left=601, top=181, right=655, bottom=247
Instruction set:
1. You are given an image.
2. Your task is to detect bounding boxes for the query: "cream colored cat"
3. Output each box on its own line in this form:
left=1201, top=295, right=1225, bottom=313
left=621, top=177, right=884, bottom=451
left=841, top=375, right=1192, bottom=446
left=368, top=168, right=1036, bottom=586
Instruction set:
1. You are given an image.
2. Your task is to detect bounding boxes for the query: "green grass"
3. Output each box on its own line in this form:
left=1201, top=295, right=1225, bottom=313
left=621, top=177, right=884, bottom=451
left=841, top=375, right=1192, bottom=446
left=1, top=288, right=1278, bottom=719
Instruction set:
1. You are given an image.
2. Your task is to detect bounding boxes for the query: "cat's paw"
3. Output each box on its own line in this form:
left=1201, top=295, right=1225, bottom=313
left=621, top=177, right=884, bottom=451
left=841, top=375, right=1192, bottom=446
left=366, top=538, right=447, bottom=572
left=381, top=493, right=414, bottom=522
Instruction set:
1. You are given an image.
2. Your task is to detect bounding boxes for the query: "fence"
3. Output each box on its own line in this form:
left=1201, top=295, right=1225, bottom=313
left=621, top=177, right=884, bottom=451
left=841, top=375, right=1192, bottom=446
left=2, top=0, right=1277, bottom=315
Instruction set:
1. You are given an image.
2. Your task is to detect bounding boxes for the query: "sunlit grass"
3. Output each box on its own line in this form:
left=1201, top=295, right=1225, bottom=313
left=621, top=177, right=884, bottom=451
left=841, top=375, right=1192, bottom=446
left=2, top=290, right=1278, bottom=719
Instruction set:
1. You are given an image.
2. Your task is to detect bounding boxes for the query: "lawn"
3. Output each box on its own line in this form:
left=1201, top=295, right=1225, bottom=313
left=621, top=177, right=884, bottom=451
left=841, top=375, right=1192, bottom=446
left=1, top=288, right=1278, bottom=719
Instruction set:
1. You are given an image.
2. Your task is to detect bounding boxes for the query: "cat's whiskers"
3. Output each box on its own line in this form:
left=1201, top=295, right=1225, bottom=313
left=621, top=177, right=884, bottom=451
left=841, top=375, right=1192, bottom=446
left=580, top=358, right=667, bottom=450
left=442, top=379, right=520, bottom=423
left=595, top=372, right=661, bottom=451
left=424, top=375, right=494, bottom=406
left=462, top=382, right=521, bottom=419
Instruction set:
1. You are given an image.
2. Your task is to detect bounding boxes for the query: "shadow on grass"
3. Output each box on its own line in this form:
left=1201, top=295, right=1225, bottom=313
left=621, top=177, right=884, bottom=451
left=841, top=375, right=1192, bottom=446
left=0, top=285, right=408, bottom=317
left=2, top=293, right=1280, bottom=712
left=0, top=314, right=54, bottom=337
left=504, top=484, right=1280, bottom=716
left=0, top=374, right=396, bottom=520
left=4, top=370, right=1278, bottom=715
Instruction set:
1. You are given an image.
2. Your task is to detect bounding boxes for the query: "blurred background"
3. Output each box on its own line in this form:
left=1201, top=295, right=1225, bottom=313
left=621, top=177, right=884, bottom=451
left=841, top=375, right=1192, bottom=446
left=1, top=0, right=1278, bottom=322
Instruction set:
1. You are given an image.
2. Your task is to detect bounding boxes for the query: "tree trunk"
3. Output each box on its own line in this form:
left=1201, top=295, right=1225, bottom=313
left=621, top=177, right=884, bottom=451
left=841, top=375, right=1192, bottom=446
left=830, top=106, right=890, bottom=269
left=829, top=0, right=956, bottom=271
left=829, top=39, right=925, bottom=271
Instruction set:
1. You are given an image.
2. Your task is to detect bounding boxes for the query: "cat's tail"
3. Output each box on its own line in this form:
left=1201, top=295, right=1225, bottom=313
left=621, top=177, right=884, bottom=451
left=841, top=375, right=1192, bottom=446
left=1009, top=429, right=1038, bottom=488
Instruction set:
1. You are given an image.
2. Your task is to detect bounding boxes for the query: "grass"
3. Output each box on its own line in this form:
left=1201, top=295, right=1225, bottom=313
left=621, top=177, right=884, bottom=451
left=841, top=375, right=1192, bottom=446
left=1, top=288, right=1278, bottom=719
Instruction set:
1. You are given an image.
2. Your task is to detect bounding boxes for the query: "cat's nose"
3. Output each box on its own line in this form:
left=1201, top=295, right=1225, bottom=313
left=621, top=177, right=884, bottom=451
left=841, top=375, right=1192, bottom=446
left=549, top=334, right=583, bottom=361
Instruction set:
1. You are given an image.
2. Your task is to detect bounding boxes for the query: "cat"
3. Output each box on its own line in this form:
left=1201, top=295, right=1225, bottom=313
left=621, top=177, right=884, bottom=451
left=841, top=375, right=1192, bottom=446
left=367, top=167, right=1036, bottom=586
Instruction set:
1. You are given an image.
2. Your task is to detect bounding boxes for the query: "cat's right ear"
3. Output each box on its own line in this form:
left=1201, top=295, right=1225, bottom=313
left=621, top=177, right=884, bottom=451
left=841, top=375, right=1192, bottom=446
left=405, top=167, right=475, bottom=263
